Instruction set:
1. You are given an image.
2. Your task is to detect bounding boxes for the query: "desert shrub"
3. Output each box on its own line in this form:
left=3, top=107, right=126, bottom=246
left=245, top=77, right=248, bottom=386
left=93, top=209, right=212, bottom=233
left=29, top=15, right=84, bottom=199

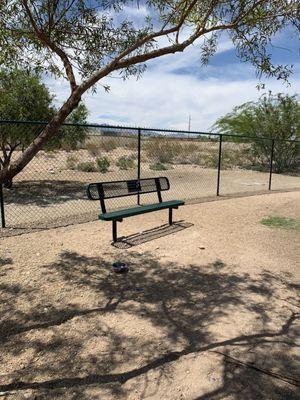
left=86, top=141, right=101, bottom=156
left=200, top=152, right=218, bottom=168
left=187, top=152, right=202, bottom=165
left=252, top=139, right=300, bottom=173
left=199, top=146, right=250, bottom=169
left=184, top=142, right=198, bottom=153
left=86, top=138, right=117, bottom=154
left=100, top=138, right=118, bottom=152
left=221, top=144, right=253, bottom=169
left=77, top=161, right=97, bottom=172
left=116, top=155, right=135, bottom=170
left=96, top=156, right=110, bottom=173
left=214, top=93, right=300, bottom=173
left=146, top=138, right=171, bottom=163
left=145, top=138, right=184, bottom=163
left=124, top=140, right=137, bottom=150
left=66, top=155, right=78, bottom=170
left=149, top=162, right=168, bottom=171
left=175, top=142, right=203, bottom=164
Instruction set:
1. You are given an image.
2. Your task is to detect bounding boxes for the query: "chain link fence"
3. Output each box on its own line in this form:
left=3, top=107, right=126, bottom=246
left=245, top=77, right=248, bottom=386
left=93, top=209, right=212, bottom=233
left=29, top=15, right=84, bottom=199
left=0, top=120, right=299, bottom=233
left=140, top=130, right=219, bottom=203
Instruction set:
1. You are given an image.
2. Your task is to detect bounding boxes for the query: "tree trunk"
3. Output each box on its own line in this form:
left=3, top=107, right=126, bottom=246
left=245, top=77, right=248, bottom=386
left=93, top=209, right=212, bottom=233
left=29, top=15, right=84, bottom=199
left=0, top=91, right=81, bottom=185
left=0, top=151, right=13, bottom=188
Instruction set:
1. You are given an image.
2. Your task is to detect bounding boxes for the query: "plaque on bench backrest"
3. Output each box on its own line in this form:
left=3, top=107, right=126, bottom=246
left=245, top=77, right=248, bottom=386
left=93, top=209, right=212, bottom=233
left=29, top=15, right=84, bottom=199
left=127, top=179, right=141, bottom=193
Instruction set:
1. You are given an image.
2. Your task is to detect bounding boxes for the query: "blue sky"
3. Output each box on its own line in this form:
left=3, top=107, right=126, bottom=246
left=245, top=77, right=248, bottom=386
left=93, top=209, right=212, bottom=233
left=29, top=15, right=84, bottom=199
left=45, top=8, right=299, bottom=132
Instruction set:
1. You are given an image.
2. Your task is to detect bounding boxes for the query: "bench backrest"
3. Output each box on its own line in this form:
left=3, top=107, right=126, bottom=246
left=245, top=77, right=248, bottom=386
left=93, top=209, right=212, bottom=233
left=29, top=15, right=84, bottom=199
left=86, top=177, right=170, bottom=213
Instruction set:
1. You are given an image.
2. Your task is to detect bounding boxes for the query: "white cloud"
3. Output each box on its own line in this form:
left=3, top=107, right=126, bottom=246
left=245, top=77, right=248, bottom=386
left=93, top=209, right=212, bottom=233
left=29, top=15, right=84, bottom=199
left=122, top=4, right=148, bottom=18
left=45, top=37, right=299, bottom=132
left=81, top=70, right=299, bottom=131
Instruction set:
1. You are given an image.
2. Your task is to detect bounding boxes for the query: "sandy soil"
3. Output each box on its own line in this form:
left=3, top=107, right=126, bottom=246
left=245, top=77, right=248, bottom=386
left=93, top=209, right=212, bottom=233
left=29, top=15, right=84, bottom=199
left=0, top=191, right=299, bottom=399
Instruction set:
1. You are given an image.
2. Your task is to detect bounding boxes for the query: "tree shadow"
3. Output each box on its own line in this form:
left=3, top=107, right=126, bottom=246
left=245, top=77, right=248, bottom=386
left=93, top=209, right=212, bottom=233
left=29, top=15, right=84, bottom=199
left=3, top=180, right=86, bottom=206
left=193, top=344, right=300, bottom=400
left=0, top=251, right=299, bottom=399
left=0, top=257, right=13, bottom=267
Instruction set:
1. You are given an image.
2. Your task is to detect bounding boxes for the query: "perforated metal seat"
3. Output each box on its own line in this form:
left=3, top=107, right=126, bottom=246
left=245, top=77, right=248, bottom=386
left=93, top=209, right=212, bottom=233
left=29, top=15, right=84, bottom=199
left=86, top=177, right=184, bottom=242
left=99, top=200, right=184, bottom=221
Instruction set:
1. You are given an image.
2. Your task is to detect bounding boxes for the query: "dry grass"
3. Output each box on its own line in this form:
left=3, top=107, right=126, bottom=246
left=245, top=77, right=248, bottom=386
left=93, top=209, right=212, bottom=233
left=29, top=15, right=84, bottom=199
left=85, top=138, right=118, bottom=155
left=144, top=137, right=251, bottom=169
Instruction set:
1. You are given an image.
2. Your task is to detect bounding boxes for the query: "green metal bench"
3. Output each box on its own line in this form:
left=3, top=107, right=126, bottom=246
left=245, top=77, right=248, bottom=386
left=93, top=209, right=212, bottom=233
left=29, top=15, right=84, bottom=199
left=86, top=177, right=185, bottom=242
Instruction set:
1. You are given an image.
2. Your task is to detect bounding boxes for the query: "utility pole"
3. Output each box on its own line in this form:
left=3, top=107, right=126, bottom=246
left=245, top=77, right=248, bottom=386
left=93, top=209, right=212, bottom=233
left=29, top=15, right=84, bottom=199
left=188, top=115, right=191, bottom=138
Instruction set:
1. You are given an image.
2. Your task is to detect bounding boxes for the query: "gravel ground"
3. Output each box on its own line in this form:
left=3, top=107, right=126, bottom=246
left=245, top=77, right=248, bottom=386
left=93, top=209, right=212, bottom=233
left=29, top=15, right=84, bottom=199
left=0, top=191, right=299, bottom=399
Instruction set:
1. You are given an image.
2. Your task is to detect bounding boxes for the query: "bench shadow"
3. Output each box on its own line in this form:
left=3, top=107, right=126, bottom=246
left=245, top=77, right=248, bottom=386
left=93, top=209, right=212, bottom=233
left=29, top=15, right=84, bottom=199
left=113, top=221, right=193, bottom=248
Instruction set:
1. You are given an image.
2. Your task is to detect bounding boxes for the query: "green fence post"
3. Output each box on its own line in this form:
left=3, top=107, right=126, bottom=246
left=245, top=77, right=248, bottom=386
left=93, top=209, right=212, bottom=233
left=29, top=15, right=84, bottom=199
left=216, top=134, right=223, bottom=196
left=137, top=128, right=141, bottom=205
left=268, top=139, right=275, bottom=191
left=0, top=183, right=5, bottom=228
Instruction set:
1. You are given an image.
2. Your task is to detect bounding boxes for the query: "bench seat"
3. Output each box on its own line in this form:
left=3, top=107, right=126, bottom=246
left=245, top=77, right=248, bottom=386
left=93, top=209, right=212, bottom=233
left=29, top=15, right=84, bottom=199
left=87, top=177, right=185, bottom=242
left=99, top=200, right=184, bottom=221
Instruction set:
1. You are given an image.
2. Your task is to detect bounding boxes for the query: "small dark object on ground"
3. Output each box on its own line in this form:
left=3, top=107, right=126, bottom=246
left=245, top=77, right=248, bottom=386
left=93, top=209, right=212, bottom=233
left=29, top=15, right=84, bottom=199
left=112, top=262, right=129, bottom=274
left=134, top=287, right=144, bottom=292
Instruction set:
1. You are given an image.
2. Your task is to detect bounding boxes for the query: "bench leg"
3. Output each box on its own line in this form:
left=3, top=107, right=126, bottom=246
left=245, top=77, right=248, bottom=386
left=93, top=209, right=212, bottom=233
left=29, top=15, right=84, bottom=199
left=112, top=220, right=117, bottom=242
left=169, top=208, right=173, bottom=225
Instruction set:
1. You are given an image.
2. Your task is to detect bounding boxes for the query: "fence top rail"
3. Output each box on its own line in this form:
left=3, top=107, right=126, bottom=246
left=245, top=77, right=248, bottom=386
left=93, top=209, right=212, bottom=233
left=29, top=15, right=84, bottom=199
left=0, top=119, right=299, bottom=144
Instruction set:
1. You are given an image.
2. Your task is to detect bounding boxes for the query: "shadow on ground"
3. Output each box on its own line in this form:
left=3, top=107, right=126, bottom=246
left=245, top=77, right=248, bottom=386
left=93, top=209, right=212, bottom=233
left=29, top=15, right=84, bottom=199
left=0, top=251, right=299, bottom=399
left=3, top=180, right=85, bottom=206
left=113, top=221, right=194, bottom=248
left=0, top=257, right=13, bottom=267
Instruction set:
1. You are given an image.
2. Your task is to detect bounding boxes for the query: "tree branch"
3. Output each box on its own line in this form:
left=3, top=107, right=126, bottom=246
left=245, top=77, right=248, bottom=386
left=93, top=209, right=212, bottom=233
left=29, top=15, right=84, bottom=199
left=80, top=0, right=268, bottom=94
left=78, top=2, right=204, bottom=93
left=51, top=0, right=77, bottom=32
left=22, top=0, right=78, bottom=92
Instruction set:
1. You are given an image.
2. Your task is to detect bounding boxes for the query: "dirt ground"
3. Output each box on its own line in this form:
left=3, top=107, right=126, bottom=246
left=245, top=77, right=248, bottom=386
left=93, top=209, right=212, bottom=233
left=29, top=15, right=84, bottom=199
left=0, top=191, right=300, bottom=399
